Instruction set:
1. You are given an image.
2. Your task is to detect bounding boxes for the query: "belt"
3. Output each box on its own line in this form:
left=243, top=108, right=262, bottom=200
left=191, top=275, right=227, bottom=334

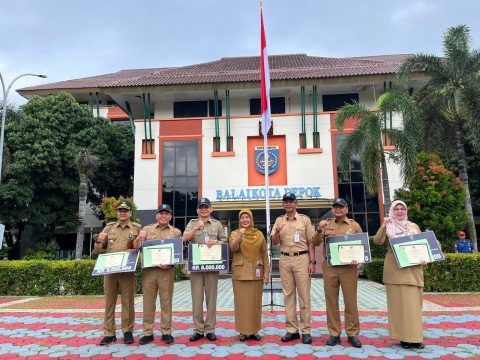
left=281, top=250, right=309, bottom=257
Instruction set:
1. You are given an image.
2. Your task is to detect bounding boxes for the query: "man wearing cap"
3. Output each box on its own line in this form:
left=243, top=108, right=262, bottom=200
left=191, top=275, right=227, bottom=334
left=93, top=201, right=141, bottom=346
left=133, top=204, right=182, bottom=345
left=454, top=231, right=473, bottom=253
left=315, top=198, right=363, bottom=348
left=182, top=198, right=227, bottom=341
left=271, top=192, right=316, bottom=344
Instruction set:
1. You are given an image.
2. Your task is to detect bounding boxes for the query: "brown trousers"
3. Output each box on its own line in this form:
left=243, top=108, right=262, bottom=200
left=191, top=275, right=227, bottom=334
left=322, top=261, right=360, bottom=336
left=142, top=266, right=175, bottom=336
left=190, top=271, right=219, bottom=334
left=279, top=254, right=311, bottom=334
left=103, top=272, right=135, bottom=336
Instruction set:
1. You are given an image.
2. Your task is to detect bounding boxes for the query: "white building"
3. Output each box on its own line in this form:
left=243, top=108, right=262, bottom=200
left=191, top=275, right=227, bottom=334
left=19, top=53, right=426, bottom=241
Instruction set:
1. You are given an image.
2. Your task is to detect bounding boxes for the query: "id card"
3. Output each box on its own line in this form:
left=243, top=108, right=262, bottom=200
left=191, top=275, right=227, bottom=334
left=256, top=268, right=261, bottom=278
left=294, top=233, right=300, bottom=243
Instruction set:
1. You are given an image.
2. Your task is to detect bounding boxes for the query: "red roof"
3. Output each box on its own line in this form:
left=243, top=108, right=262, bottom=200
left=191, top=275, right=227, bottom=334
left=20, top=53, right=409, bottom=92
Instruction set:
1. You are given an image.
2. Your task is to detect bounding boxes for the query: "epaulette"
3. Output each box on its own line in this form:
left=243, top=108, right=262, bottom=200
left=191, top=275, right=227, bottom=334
left=210, top=218, right=219, bottom=222
left=107, top=222, right=116, bottom=226
left=131, top=222, right=142, bottom=228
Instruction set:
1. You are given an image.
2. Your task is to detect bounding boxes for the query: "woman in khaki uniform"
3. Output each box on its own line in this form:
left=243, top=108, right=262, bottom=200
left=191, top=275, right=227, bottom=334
left=230, top=208, right=270, bottom=341
left=373, top=200, right=425, bottom=349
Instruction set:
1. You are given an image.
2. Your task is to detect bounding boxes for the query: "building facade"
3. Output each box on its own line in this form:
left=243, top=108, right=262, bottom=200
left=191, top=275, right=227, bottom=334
left=19, top=54, right=426, bottom=243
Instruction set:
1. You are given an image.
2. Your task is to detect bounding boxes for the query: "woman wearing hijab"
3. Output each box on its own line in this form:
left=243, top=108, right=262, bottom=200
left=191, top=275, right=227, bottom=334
left=229, top=208, right=270, bottom=341
left=373, top=200, right=425, bottom=349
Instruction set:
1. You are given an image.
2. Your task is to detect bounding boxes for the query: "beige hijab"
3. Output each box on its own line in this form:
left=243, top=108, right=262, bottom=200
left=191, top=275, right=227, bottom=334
left=238, top=208, right=262, bottom=261
left=386, top=200, right=419, bottom=238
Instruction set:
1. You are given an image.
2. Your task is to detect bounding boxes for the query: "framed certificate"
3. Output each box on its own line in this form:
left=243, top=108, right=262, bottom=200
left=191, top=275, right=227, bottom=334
left=188, top=243, right=229, bottom=272
left=325, top=232, right=371, bottom=266
left=389, top=231, right=444, bottom=268
left=92, top=250, right=139, bottom=276
left=338, top=244, right=365, bottom=264
left=141, top=237, right=183, bottom=268
left=199, top=244, right=222, bottom=261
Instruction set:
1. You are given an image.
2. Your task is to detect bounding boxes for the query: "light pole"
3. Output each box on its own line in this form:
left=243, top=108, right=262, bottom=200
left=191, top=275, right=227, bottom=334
left=0, top=73, right=47, bottom=184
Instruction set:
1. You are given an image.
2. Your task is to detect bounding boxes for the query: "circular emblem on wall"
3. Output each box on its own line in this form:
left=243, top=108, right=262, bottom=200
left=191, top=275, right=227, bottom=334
left=255, top=148, right=279, bottom=175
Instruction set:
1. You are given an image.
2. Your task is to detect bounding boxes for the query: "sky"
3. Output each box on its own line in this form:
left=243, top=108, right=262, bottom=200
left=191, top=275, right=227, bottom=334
left=1, top=0, right=480, bottom=106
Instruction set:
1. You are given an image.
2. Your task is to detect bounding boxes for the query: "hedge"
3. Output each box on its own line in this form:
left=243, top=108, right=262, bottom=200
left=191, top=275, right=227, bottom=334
left=363, top=253, right=480, bottom=292
left=0, top=260, right=187, bottom=296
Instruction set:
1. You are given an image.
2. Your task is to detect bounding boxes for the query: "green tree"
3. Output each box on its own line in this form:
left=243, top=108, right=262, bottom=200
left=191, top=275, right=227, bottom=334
left=395, top=152, right=467, bottom=252
left=0, top=93, right=134, bottom=257
left=397, top=24, right=480, bottom=250
left=99, top=196, right=139, bottom=224
left=335, top=91, right=419, bottom=215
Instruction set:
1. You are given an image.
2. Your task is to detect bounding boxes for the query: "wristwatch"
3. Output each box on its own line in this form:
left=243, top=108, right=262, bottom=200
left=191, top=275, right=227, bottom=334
left=309, top=259, right=316, bottom=265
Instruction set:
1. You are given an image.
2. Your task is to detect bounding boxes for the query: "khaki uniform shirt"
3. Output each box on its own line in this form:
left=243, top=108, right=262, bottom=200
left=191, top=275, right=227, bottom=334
left=100, top=221, right=141, bottom=253
left=271, top=212, right=316, bottom=253
left=142, top=223, right=182, bottom=241
left=185, top=217, right=227, bottom=244
left=314, top=217, right=363, bottom=250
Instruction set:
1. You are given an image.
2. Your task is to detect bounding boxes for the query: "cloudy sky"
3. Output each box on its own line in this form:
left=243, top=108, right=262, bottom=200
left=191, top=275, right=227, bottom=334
left=1, top=0, right=479, bottom=105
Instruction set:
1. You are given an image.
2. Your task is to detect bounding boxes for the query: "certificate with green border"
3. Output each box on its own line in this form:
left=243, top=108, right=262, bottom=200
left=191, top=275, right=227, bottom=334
left=142, top=243, right=175, bottom=267
left=92, top=250, right=139, bottom=275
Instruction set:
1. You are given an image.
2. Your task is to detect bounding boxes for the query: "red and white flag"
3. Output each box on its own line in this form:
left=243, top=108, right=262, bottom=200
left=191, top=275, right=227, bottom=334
left=260, top=8, right=271, bottom=136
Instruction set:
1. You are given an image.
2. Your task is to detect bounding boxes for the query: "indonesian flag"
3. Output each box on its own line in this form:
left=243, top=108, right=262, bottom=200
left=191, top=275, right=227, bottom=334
left=260, top=8, right=271, bottom=136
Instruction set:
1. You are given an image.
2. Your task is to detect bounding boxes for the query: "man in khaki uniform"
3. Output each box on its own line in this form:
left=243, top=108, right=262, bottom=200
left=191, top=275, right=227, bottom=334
left=133, top=204, right=181, bottom=345
left=93, top=201, right=141, bottom=346
left=315, top=198, right=363, bottom=348
left=182, top=198, right=227, bottom=341
left=271, top=192, right=316, bottom=344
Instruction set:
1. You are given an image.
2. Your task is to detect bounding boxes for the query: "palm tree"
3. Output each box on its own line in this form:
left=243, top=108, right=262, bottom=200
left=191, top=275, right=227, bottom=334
left=397, top=25, right=480, bottom=250
left=75, top=148, right=100, bottom=259
left=335, top=91, right=419, bottom=216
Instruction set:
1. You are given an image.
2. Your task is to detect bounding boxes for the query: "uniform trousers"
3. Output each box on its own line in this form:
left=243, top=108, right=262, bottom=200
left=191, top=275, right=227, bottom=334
left=142, top=266, right=175, bottom=336
left=279, top=254, right=311, bottom=334
left=322, top=261, right=360, bottom=337
left=103, top=272, right=135, bottom=336
left=190, top=271, right=219, bottom=334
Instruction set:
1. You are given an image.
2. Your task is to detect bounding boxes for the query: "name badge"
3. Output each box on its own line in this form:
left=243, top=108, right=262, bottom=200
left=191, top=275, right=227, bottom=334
left=256, top=268, right=261, bottom=278
left=204, top=234, right=209, bottom=243
left=294, top=233, right=300, bottom=243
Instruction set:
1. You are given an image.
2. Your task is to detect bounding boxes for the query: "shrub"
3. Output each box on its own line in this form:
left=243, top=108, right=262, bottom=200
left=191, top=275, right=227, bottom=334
left=364, top=253, right=480, bottom=292
left=0, top=260, right=186, bottom=296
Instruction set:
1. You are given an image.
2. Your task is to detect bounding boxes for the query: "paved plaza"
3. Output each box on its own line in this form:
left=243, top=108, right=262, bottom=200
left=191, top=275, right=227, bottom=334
left=0, top=278, right=479, bottom=359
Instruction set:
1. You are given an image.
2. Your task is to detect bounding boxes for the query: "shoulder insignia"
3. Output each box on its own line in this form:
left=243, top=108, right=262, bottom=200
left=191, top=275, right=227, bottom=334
left=131, top=222, right=141, bottom=227
left=107, top=222, right=116, bottom=226
left=210, top=218, right=219, bottom=223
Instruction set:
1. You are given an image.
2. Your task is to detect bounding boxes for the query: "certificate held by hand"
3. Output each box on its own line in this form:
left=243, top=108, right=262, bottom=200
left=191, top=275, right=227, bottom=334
left=199, top=244, right=222, bottom=261
left=338, top=245, right=365, bottom=264
left=403, top=244, right=430, bottom=265
left=151, top=248, right=173, bottom=266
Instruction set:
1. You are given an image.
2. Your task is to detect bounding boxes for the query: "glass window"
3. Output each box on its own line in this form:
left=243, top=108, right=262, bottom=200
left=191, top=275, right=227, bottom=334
left=335, top=134, right=380, bottom=234
left=323, top=93, right=359, bottom=112
left=173, top=101, right=208, bottom=118
left=250, top=97, right=285, bottom=115
left=162, top=141, right=199, bottom=233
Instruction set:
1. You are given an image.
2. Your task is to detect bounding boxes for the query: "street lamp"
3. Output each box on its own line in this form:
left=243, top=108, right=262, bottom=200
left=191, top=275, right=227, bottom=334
left=0, top=72, right=47, bottom=184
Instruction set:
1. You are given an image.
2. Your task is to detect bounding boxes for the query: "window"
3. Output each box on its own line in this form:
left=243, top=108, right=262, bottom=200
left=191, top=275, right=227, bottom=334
left=250, top=97, right=285, bottom=115
left=335, top=134, right=380, bottom=234
left=323, top=93, right=359, bottom=112
left=162, top=141, right=199, bottom=232
left=173, top=100, right=222, bottom=118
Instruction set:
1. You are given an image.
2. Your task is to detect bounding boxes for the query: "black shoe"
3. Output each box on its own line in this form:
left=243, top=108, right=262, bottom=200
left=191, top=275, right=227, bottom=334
left=99, top=336, right=117, bottom=346
left=162, top=334, right=174, bottom=344
left=281, top=332, right=300, bottom=342
left=302, top=334, right=312, bottom=344
left=123, top=331, right=134, bottom=344
left=326, top=335, right=341, bottom=346
left=239, top=334, right=247, bottom=342
left=347, top=336, right=362, bottom=348
left=190, top=332, right=204, bottom=341
left=139, top=335, right=154, bottom=345
left=400, top=341, right=412, bottom=349
left=249, top=334, right=261, bottom=341
left=412, top=342, right=425, bottom=349
left=206, top=332, right=217, bottom=341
